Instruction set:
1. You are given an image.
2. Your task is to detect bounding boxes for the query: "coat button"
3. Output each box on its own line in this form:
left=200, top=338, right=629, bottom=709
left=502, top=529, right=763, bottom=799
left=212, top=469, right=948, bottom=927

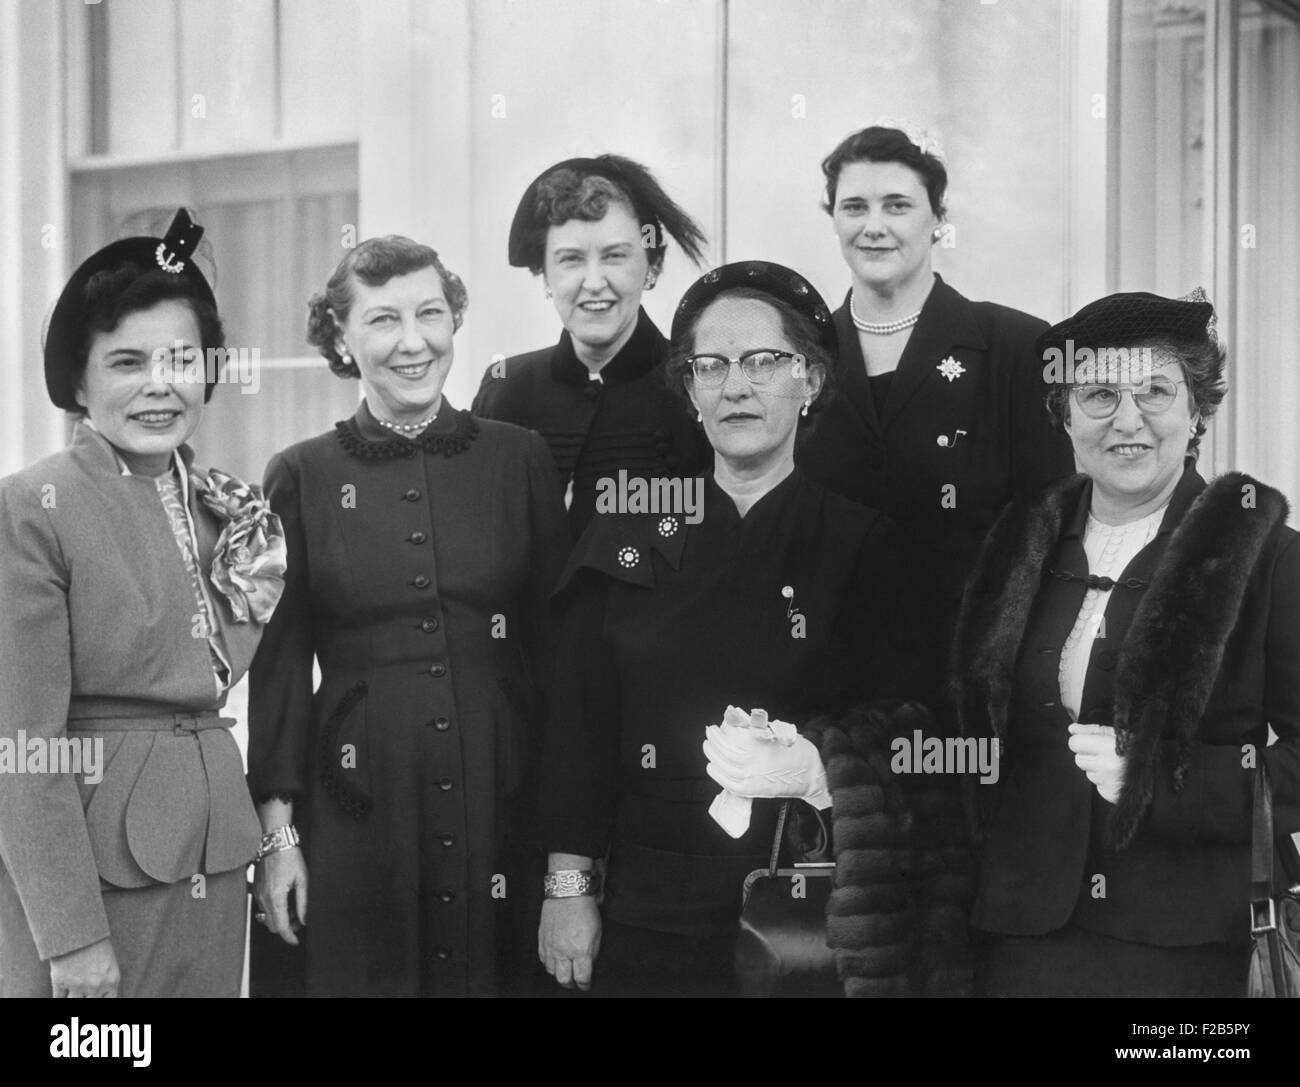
left=438, top=777, right=454, bottom=791
left=432, top=716, right=450, bottom=731
left=421, top=617, right=439, bottom=633
left=434, top=946, right=452, bottom=961
left=429, top=662, right=446, bottom=678
left=412, top=575, right=431, bottom=589
left=438, top=889, right=456, bottom=904
left=404, top=447, right=417, bottom=459
left=403, top=488, right=421, bottom=502
left=582, top=384, right=600, bottom=400
left=409, top=531, right=427, bottom=544
left=439, top=833, right=455, bottom=847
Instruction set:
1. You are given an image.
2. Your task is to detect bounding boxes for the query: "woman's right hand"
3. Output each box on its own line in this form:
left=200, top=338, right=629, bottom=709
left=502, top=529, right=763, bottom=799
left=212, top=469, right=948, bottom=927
left=254, top=847, right=308, bottom=946
left=539, top=896, right=601, bottom=991
left=50, top=936, right=120, bottom=997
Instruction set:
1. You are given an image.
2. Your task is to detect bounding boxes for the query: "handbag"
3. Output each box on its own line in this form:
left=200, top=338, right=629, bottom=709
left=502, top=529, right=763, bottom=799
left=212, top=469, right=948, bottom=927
left=734, top=800, right=841, bottom=998
left=1246, top=762, right=1300, bottom=998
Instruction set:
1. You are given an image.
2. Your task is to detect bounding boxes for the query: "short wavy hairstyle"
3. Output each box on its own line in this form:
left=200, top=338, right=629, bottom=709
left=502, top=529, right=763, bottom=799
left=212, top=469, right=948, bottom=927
left=665, top=287, right=836, bottom=428
left=306, top=236, right=468, bottom=378
left=1043, top=337, right=1227, bottom=459
left=821, top=125, right=948, bottom=219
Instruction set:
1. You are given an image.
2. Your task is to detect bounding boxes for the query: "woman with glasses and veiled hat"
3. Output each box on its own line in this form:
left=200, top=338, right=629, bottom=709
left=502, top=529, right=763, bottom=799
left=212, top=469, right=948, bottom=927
left=535, top=262, right=973, bottom=998
left=0, top=210, right=285, bottom=997
left=951, top=290, right=1300, bottom=996
left=473, top=154, right=711, bottom=539
left=798, top=122, right=1075, bottom=708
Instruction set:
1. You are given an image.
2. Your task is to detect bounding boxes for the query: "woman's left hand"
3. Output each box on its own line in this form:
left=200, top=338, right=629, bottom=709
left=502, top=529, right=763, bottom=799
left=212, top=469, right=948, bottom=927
left=1067, top=723, right=1126, bottom=804
left=704, top=725, right=832, bottom=808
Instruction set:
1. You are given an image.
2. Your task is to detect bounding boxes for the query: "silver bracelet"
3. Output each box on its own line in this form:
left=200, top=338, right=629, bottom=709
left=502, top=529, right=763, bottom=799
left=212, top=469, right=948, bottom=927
left=543, top=869, right=600, bottom=899
left=255, top=824, right=300, bottom=864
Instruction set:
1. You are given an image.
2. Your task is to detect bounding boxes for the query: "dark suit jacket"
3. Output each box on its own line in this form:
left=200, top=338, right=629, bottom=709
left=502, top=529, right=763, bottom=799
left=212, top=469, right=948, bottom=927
left=473, top=308, right=708, bottom=540
left=798, top=275, right=1075, bottom=704
left=956, top=466, right=1300, bottom=946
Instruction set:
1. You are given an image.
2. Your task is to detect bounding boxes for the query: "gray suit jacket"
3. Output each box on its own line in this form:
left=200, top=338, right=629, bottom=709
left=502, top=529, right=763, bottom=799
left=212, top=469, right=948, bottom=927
left=0, top=424, right=266, bottom=961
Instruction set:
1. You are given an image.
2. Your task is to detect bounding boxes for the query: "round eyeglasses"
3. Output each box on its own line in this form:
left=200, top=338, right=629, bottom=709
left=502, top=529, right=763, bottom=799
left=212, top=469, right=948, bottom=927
left=1071, top=376, right=1186, bottom=419
left=688, top=349, right=803, bottom=389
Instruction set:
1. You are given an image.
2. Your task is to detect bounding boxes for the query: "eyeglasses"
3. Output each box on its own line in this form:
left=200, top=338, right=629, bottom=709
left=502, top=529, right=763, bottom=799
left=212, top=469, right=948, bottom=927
left=688, top=349, right=803, bottom=389
left=1070, top=376, right=1186, bottom=419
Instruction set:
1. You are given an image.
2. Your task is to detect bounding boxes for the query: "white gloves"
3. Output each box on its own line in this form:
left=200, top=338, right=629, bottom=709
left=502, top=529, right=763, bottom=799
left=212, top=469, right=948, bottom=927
left=703, top=706, right=831, bottom=839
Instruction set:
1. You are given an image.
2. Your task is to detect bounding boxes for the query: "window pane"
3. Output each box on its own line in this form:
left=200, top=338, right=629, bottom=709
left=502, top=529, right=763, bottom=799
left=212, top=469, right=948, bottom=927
left=1114, top=0, right=1208, bottom=294
left=1234, top=1, right=1300, bottom=512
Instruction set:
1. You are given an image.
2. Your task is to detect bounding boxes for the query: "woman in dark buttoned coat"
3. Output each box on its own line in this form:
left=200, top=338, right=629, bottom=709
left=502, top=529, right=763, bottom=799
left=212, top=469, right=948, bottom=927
left=536, top=262, right=973, bottom=998
left=473, top=154, right=711, bottom=539
left=248, top=236, right=569, bottom=997
left=798, top=123, right=1075, bottom=705
left=0, top=210, right=285, bottom=997
left=952, top=291, right=1299, bottom=996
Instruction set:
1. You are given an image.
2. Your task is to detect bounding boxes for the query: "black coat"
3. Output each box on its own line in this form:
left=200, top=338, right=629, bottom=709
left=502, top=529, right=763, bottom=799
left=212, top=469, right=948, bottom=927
left=798, top=275, right=1075, bottom=704
left=952, top=466, right=1300, bottom=948
left=473, top=308, right=709, bottom=540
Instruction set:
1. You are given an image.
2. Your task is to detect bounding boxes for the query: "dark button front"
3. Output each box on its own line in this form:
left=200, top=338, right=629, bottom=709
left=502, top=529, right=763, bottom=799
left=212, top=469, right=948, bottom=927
left=412, top=575, right=431, bottom=589
left=434, top=946, right=452, bottom=961
left=438, top=889, right=456, bottom=904
left=421, top=617, right=439, bottom=633
left=438, top=777, right=454, bottom=791
left=404, top=447, right=417, bottom=459
left=439, top=834, right=455, bottom=848
left=1095, top=649, right=1118, bottom=671
left=408, top=531, right=427, bottom=544
left=582, top=384, right=600, bottom=400
left=432, top=716, right=450, bottom=731
left=429, top=662, right=446, bottom=678
left=402, top=488, right=422, bottom=502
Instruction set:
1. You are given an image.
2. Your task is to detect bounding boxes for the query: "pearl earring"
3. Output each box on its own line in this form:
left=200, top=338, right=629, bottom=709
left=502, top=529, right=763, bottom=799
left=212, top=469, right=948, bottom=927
left=696, top=409, right=702, bottom=423
left=544, top=285, right=553, bottom=300
left=801, top=398, right=810, bottom=417
left=339, top=347, right=352, bottom=365
left=644, top=271, right=658, bottom=290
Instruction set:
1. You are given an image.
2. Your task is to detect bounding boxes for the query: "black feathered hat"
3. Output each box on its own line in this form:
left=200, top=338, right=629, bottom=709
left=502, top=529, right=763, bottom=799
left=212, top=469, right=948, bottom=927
left=44, top=208, right=218, bottom=411
left=670, top=260, right=837, bottom=355
left=507, top=154, right=707, bottom=272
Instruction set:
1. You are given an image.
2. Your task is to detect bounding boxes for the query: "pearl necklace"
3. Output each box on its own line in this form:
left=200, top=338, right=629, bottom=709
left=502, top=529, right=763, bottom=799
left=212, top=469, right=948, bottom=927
left=374, top=411, right=437, bottom=434
left=850, top=290, right=922, bottom=335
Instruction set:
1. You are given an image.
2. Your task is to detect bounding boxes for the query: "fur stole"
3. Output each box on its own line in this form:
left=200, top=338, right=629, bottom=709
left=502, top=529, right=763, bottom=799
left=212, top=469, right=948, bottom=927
left=951, top=470, right=1288, bottom=849
left=806, top=701, right=975, bottom=997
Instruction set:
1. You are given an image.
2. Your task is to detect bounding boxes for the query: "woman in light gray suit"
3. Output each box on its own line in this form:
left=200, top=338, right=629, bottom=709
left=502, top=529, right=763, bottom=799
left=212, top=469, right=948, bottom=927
left=0, top=210, right=285, bottom=997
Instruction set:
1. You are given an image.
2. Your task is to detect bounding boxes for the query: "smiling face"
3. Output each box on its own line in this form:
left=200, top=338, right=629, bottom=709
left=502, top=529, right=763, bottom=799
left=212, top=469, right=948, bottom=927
left=543, top=202, right=649, bottom=368
left=831, top=159, right=940, bottom=293
left=686, top=296, right=822, bottom=475
left=335, top=267, right=455, bottom=424
left=1065, top=351, right=1196, bottom=518
left=76, top=299, right=206, bottom=476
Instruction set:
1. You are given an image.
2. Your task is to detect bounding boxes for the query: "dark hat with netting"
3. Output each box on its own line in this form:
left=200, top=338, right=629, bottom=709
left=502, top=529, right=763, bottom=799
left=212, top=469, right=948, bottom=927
left=43, top=208, right=218, bottom=411
left=507, top=154, right=707, bottom=270
left=1037, top=288, right=1218, bottom=362
left=670, top=260, right=837, bottom=354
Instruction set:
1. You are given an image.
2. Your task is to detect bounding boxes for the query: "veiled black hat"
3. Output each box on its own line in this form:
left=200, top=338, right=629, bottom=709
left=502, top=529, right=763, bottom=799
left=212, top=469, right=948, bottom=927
left=1037, top=288, right=1217, bottom=362
left=507, top=154, right=707, bottom=271
left=670, top=260, right=837, bottom=355
left=44, top=208, right=218, bottom=411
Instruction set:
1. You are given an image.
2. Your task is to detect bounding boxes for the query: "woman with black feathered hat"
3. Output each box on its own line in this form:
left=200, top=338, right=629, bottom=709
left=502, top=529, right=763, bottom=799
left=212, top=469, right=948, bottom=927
left=952, top=289, right=1300, bottom=996
left=0, top=210, right=286, bottom=996
left=535, top=262, right=973, bottom=997
left=473, top=154, right=711, bottom=539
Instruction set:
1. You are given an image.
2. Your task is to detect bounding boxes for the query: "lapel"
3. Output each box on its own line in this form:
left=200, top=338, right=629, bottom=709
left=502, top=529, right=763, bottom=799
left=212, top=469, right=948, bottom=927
left=831, top=297, right=882, bottom=440
left=880, top=274, right=987, bottom=430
